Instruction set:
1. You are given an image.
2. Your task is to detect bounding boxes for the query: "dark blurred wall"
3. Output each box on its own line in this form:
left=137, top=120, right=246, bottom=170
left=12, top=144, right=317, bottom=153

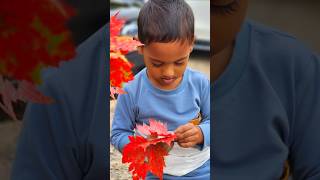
left=66, top=0, right=109, bottom=45
left=247, top=0, right=320, bottom=53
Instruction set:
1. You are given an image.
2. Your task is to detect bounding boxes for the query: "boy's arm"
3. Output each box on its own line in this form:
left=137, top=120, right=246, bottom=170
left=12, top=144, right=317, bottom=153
left=290, top=54, right=320, bottom=179
left=198, top=78, right=210, bottom=149
left=111, top=90, right=136, bottom=153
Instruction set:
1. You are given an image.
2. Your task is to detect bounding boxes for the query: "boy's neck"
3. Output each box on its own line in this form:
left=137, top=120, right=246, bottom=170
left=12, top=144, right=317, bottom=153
left=211, top=43, right=234, bottom=82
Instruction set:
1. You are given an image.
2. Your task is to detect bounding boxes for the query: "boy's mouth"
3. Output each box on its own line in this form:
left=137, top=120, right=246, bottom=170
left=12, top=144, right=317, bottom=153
left=161, top=77, right=177, bottom=85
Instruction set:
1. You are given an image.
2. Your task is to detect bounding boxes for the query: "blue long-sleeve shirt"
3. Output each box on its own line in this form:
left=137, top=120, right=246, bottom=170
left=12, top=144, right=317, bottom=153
left=11, top=24, right=108, bottom=180
left=213, top=20, right=320, bottom=179
left=111, top=67, right=210, bottom=179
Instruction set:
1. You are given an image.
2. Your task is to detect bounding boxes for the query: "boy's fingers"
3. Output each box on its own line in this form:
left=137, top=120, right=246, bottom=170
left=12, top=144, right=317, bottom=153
left=178, top=136, right=198, bottom=143
left=174, top=123, right=194, bottom=134
left=176, top=128, right=197, bottom=140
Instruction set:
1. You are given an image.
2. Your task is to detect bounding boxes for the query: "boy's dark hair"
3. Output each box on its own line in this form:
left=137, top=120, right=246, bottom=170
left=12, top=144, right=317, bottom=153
left=138, top=0, right=194, bottom=45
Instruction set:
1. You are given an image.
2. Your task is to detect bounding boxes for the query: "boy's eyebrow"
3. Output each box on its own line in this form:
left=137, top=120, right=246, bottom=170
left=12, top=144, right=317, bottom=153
left=149, top=56, right=188, bottom=63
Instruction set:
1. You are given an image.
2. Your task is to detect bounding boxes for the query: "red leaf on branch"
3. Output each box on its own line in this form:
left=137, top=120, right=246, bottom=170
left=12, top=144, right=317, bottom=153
left=122, top=119, right=176, bottom=180
left=0, top=77, right=18, bottom=121
left=16, top=80, right=54, bottom=104
left=109, top=13, right=143, bottom=97
left=110, top=11, right=125, bottom=37
left=110, top=86, right=127, bottom=99
left=136, top=119, right=171, bottom=137
left=111, top=36, right=142, bottom=54
left=122, top=136, right=149, bottom=179
left=0, top=0, right=76, bottom=84
left=110, top=52, right=134, bottom=88
left=146, top=143, right=169, bottom=180
left=0, top=76, right=54, bottom=121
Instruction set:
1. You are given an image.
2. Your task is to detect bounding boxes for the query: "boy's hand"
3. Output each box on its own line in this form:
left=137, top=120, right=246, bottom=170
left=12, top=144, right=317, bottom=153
left=174, top=123, right=203, bottom=148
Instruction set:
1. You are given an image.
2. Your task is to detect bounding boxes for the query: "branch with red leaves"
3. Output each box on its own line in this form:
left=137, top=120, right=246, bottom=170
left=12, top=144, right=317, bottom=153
left=110, top=13, right=142, bottom=99
left=122, top=119, right=176, bottom=180
left=0, top=0, right=76, bottom=120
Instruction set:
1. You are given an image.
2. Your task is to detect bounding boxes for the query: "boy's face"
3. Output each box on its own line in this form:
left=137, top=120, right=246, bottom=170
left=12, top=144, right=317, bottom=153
left=211, top=0, right=248, bottom=55
left=138, top=40, right=193, bottom=90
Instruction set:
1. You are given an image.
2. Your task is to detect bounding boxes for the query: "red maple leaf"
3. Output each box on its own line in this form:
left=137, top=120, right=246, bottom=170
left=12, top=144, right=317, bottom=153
left=110, top=52, right=134, bottom=88
left=109, top=13, right=143, bottom=98
left=0, top=0, right=76, bottom=84
left=0, top=77, right=54, bottom=121
left=111, top=36, right=142, bottom=54
left=136, top=119, right=171, bottom=137
left=122, top=119, right=176, bottom=180
left=110, top=11, right=125, bottom=37
left=110, top=86, right=127, bottom=99
left=0, top=0, right=75, bottom=120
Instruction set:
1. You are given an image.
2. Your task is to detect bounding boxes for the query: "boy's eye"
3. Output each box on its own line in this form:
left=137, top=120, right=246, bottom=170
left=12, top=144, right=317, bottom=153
left=175, top=61, right=185, bottom=66
left=212, top=0, right=239, bottom=15
left=152, top=63, right=162, bottom=67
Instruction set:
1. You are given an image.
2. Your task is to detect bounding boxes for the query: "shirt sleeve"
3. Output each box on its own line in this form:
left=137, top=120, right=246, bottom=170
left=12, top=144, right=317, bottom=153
left=290, top=54, right=320, bottom=179
left=11, top=82, right=82, bottom=180
left=198, top=78, right=210, bottom=149
left=110, top=88, right=136, bottom=153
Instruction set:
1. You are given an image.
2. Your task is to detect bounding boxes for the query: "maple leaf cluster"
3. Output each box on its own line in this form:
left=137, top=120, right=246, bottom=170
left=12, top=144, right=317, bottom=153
left=110, top=13, right=142, bottom=98
left=0, top=0, right=76, bottom=84
left=0, top=0, right=76, bottom=120
left=122, top=119, right=176, bottom=180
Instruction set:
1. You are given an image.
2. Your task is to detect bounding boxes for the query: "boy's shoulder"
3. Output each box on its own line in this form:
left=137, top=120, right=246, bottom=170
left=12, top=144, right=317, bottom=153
left=247, top=20, right=314, bottom=56
left=248, top=20, right=295, bottom=39
left=246, top=20, right=318, bottom=70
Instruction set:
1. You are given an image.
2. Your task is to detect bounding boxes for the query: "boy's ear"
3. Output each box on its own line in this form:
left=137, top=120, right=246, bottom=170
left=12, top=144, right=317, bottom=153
left=137, top=45, right=144, bottom=55
left=134, top=36, right=144, bottom=55
left=189, top=45, right=194, bottom=53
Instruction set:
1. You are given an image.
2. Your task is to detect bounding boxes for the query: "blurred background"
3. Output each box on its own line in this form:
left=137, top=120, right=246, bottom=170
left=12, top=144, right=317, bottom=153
left=247, top=0, right=320, bottom=53
left=1, top=0, right=320, bottom=179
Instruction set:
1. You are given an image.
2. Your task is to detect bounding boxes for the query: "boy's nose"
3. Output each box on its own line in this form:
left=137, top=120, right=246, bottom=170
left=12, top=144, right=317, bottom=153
left=162, top=66, right=175, bottom=77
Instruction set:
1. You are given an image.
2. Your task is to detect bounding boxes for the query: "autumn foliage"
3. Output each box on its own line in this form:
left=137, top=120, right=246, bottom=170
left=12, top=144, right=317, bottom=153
left=0, top=0, right=76, bottom=120
left=110, top=13, right=142, bottom=98
left=0, top=0, right=76, bottom=84
left=122, top=119, right=176, bottom=180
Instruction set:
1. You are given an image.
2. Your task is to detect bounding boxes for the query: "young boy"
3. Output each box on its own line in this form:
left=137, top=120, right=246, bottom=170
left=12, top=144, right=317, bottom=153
left=212, top=0, right=320, bottom=179
left=111, top=0, right=210, bottom=179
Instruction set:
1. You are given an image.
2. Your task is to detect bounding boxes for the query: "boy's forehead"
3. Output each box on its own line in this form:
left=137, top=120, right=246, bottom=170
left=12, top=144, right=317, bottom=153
left=144, top=41, right=192, bottom=61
